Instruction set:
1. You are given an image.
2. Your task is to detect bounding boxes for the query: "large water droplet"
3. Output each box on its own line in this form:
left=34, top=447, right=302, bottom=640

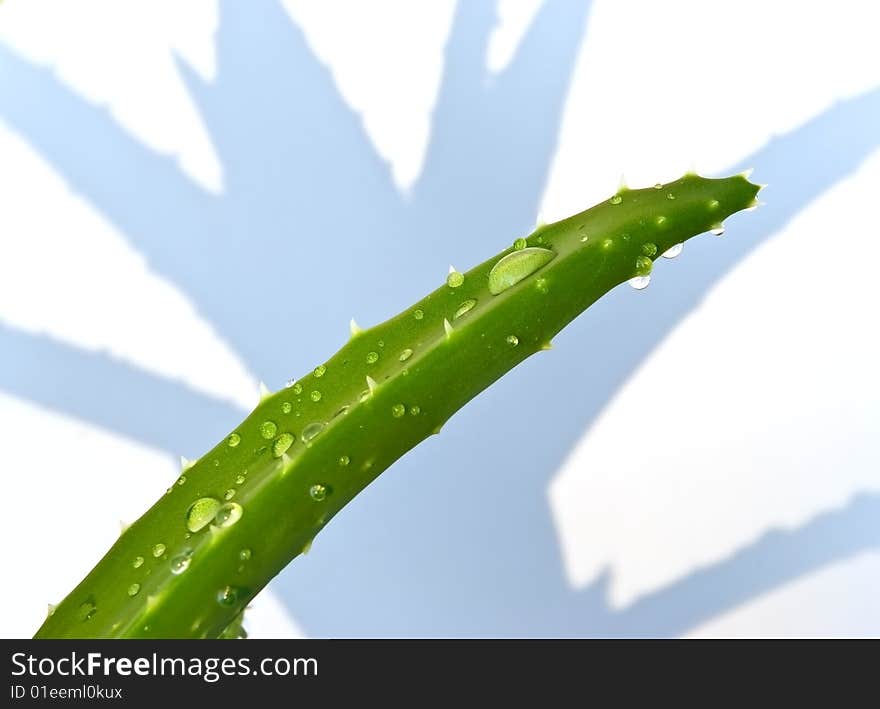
left=213, top=502, right=243, bottom=528
left=454, top=299, right=477, bottom=319
left=662, top=243, right=683, bottom=259
left=217, top=586, right=239, bottom=607
left=152, top=543, right=166, bottom=558
left=446, top=269, right=464, bottom=288
left=628, top=275, right=651, bottom=290
left=313, top=365, right=326, bottom=378
left=227, top=432, right=241, bottom=448
left=301, top=422, right=324, bottom=443
left=272, top=432, right=295, bottom=457
left=399, top=348, right=414, bottom=361
left=392, top=404, right=405, bottom=418
left=133, top=556, right=144, bottom=569
left=127, top=583, right=140, bottom=597
left=366, top=351, right=379, bottom=364
left=309, top=483, right=328, bottom=501
left=488, top=247, right=555, bottom=295
left=259, top=421, right=277, bottom=439
left=185, top=498, right=221, bottom=533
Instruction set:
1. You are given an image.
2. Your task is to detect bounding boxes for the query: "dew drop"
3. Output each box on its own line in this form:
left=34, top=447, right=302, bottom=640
left=292, top=383, right=303, bottom=395
left=224, top=489, right=236, bottom=501
left=313, top=365, right=326, bottom=378
left=301, top=422, right=325, bottom=443
left=453, top=299, right=477, bottom=319
left=281, top=402, right=292, bottom=414
left=602, top=238, right=614, bottom=249
left=710, top=224, right=725, bottom=236
left=535, top=277, right=548, bottom=294
left=446, top=270, right=464, bottom=288
left=170, top=553, right=191, bottom=575
left=309, top=483, right=328, bottom=501
left=185, top=498, right=221, bottom=533
left=399, top=348, right=414, bottom=361
left=409, top=405, right=421, bottom=416
left=272, top=432, right=295, bottom=457
left=284, top=379, right=296, bottom=389
left=708, top=199, right=720, bottom=210
left=628, top=275, right=651, bottom=290
left=234, top=474, right=246, bottom=485
left=413, top=308, right=424, bottom=320
left=77, top=598, right=97, bottom=622
left=309, top=390, right=322, bottom=402
left=666, top=192, right=676, bottom=200
left=332, top=405, right=349, bottom=419
left=506, top=334, right=519, bottom=346
left=392, top=404, right=406, bottom=418
left=655, top=215, right=667, bottom=226
left=662, top=243, right=683, bottom=259
left=513, top=237, right=527, bottom=250
left=127, top=583, right=140, bottom=597
left=641, top=242, right=657, bottom=257
left=487, top=247, right=555, bottom=295
left=366, top=351, right=379, bottom=364
left=226, top=432, right=241, bottom=448
left=239, top=548, right=252, bottom=562
left=152, top=543, right=166, bottom=558
left=176, top=476, right=186, bottom=486
left=609, top=194, right=623, bottom=205
left=133, top=556, right=144, bottom=569
left=217, top=586, right=239, bottom=607
left=338, top=455, right=350, bottom=467
left=259, top=421, right=277, bottom=439
left=654, top=183, right=663, bottom=189
left=213, top=502, right=243, bottom=528
left=634, top=256, right=653, bottom=277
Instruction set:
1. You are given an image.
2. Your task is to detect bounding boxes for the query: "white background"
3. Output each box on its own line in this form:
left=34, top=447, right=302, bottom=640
left=1, top=0, right=878, bottom=637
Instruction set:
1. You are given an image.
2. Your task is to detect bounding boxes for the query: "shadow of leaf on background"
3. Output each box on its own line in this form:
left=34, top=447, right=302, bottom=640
left=1, top=0, right=878, bottom=636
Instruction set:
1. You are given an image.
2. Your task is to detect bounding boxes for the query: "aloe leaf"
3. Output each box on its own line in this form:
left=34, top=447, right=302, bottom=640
left=36, top=172, right=761, bottom=638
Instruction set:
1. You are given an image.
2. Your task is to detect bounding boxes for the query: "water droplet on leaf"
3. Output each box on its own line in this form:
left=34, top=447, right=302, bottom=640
left=272, top=432, right=294, bottom=457
left=488, top=247, right=555, bottom=295
left=185, top=498, right=221, bottom=533
left=259, top=421, right=277, bottom=439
